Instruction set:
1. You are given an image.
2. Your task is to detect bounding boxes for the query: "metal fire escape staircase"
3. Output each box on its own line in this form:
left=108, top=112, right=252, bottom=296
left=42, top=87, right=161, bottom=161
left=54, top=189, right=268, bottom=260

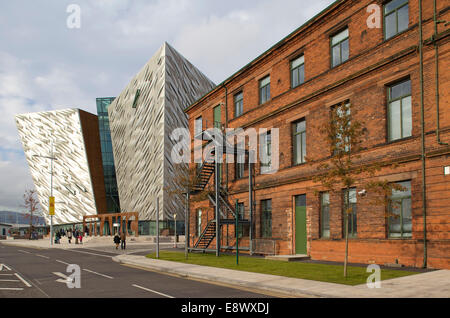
left=191, top=129, right=251, bottom=251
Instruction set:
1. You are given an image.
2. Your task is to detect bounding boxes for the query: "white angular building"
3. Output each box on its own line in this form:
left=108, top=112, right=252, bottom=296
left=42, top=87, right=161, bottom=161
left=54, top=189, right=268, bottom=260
left=15, top=109, right=107, bottom=225
left=108, top=42, right=215, bottom=232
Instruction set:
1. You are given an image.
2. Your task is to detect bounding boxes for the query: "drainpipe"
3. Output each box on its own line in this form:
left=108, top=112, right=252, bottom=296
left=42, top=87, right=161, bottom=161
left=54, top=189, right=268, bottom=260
left=433, top=0, right=448, bottom=146
left=419, top=0, right=427, bottom=268
left=224, top=84, right=229, bottom=192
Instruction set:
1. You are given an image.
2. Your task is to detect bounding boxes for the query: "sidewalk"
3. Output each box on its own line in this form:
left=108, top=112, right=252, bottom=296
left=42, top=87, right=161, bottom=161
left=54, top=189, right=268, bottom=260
left=112, top=254, right=450, bottom=298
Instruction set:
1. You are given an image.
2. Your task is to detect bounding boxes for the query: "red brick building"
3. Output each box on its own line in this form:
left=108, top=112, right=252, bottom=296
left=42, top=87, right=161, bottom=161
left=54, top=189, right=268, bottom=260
left=184, top=0, right=450, bottom=269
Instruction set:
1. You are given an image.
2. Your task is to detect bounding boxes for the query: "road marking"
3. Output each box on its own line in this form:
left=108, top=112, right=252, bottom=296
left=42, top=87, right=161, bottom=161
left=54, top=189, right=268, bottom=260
left=132, top=284, right=174, bottom=298
left=18, top=250, right=31, bottom=254
left=56, top=260, right=70, bottom=265
left=0, top=264, right=11, bottom=271
left=83, top=269, right=113, bottom=279
left=0, top=279, right=20, bottom=282
left=53, top=272, right=70, bottom=284
left=35, top=254, right=50, bottom=259
left=0, top=287, right=24, bottom=291
left=0, top=274, right=13, bottom=276
left=67, top=249, right=112, bottom=258
left=14, top=273, right=32, bottom=287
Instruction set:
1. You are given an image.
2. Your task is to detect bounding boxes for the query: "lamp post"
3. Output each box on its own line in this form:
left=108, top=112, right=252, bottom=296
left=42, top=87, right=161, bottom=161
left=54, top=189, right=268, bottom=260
left=173, top=213, right=177, bottom=248
left=33, top=140, right=57, bottom=246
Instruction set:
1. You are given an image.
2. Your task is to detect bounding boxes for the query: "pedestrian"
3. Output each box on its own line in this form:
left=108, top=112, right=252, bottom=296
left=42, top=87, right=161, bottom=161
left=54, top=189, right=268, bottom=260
left=113, top=232, right=120, bottom=250
left=75, top=229, right=79, bottom=244
left=79, top=232, right=83, bottom=244
left=120, top=230, right=126, bottom=250
left=68, top=229, right=72, bottom=244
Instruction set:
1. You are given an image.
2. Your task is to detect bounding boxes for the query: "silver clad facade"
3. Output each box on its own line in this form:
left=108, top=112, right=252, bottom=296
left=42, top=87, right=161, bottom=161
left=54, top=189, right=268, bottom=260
left=108, top=43, right=215, bottom=221
left=15, top=109, right=104, bottom=225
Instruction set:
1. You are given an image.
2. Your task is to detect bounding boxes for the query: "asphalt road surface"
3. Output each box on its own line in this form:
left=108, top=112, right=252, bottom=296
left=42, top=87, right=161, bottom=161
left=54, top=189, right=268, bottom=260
left=0, top=244, right=272, bottom=298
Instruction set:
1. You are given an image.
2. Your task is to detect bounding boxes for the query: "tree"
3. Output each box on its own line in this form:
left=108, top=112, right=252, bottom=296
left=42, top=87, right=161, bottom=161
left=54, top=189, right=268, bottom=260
left=22, top=189, right=39, bottom=240
left=313, top=102, right=404, bottom=277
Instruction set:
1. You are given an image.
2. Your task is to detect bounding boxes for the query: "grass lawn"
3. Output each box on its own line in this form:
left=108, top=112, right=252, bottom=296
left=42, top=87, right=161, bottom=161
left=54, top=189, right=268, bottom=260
left=146, top=251, right=418, bottom=286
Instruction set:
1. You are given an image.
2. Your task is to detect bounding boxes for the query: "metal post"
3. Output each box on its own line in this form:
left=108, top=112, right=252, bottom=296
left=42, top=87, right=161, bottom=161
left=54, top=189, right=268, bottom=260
left=249, top=159, right=253, bottom=255
left=50, top=141, right=54, bottom=246
left=174, top=213, right=177, bottom=248
left=185, top=191, right=189, bottom=259
left=215, top=161, right=220, bottom=257
left=235, top=199, right=239, bottom=265
left=156, top=197, right=160, bottom=259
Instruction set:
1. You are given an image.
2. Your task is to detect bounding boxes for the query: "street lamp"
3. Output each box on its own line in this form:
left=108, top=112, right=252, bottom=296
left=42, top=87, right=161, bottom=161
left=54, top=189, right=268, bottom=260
left=33, top=140, right=57, bottom=246
left=173, top=213, right=177, bottom=248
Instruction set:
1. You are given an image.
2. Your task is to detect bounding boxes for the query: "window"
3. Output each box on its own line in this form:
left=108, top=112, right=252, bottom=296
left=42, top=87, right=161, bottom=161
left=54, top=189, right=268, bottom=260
left=389, top=181, right=412, bottom=238
left=291, top=55, right=305, bottom=88
left=234, top=92, right=243, bottom=118
left=235, top=152, right=245, bottom=179
left=293, top=119, right=306, bottom=165
left=213, top=105, right=221, bottom=129
left=261, top=199, right=272, bottom=238
left=384, top=0, right=409, bottom=40
left=320, top=192, right=330, bottom=238
left=260, top=130, right=272, bottom=174
left=196, top=209, right=202, bottom=237
left=331, top=28, right=349, bottom=67
left=194, top=116, right=203, bottom=137
left=342, top=188, right=357, bottom=238
left=259, top=76, right=271, bottom=104
left=388, top=79, right=412, bottom=141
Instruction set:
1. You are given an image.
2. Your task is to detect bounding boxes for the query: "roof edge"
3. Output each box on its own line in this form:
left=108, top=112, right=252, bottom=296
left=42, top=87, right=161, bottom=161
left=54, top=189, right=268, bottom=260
left=184, top=0, right=344, bottom=113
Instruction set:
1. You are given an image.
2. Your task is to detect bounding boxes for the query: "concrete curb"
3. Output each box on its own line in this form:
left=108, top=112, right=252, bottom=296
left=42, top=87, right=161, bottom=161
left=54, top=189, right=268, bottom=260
left=112, top=255, right=338, bottom=298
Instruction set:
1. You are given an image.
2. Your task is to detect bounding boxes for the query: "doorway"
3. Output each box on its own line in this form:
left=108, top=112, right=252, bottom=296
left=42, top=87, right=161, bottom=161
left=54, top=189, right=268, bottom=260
left=294, top=195, right=307, bottom=254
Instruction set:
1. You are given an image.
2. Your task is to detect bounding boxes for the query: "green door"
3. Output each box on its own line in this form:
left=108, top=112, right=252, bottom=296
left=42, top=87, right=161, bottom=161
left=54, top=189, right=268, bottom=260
left=295, top=195, right=307, bottom=254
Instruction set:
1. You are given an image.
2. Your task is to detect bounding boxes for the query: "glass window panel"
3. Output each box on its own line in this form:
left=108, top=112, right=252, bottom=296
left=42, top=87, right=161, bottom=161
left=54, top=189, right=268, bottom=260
left=260, top=76, right=270, bottom=87
left=292, top=68, right=299, bottom=88
left=402, top=96, right=412, bottom=137
left=389, top=100, right=402, bottom=141
left=341, top=39, right=349, bottom=62
left=301, top=132, right=306, bottom=163
left=291, top=55, right=304, bottom=69
left=332, top=29, right=349, bottom=45
left=295, top=195, right=306, bottom=207
left=296, top=120, right=306, bottom=133
left=299, top=64, right=305, bottom=84
left=398, top=4, right=409, bottom=33
left=385, top=12, right=397, bottom=39
left=332, top=44, right=341, bottom=67
left=390, top=80, right=411, bottom=100
left=385, top=0, right=408, bottom=14
left=294, top=134, right=302, bottom=164
left=195, top=116, right=202, bottom=136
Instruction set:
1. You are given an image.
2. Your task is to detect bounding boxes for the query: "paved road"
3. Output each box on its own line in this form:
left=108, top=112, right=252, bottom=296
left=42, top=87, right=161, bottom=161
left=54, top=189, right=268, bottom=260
left=0, top=245, right=272, bottom=298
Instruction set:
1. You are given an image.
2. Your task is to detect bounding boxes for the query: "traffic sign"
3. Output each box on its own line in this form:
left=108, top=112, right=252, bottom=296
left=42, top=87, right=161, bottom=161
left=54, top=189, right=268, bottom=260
left=49, top=196, right=55, bottom=215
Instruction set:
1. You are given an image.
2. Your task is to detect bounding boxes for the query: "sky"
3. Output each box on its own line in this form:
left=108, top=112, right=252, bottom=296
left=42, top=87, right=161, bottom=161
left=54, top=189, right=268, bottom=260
left=0, top=0, right=335, bottom=213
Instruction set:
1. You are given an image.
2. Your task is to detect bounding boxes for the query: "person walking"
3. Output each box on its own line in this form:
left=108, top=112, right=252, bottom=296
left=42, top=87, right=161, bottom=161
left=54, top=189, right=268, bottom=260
left=79, top=231, right=83, bottom=244
left=114, top=232, right=120, bottom=250
left=75, top=229, right=79, bottom=244
left=67, top=229, right=72, bottom=244
left=120, top=230, right=126, bottom=250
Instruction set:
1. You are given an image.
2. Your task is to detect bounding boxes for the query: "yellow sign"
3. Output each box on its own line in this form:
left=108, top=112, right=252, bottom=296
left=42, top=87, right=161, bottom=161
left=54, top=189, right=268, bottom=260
left=49, top=196, right=55, bottom=216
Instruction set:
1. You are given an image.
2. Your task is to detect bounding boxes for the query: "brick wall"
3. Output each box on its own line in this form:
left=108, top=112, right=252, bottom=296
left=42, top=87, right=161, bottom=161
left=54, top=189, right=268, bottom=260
left=186, top=0, right=450, bottom=269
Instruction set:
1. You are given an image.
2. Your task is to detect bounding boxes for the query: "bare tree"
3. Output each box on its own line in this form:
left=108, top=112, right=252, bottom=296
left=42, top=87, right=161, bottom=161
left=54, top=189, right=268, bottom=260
left=313, top=102, right=404, bottom=277
left=22, top=189, right=39, bottom=240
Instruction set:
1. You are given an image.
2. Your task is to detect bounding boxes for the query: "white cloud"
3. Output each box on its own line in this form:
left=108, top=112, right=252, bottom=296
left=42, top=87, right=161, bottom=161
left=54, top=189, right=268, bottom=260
left=0, top=0, right=335, bottom=211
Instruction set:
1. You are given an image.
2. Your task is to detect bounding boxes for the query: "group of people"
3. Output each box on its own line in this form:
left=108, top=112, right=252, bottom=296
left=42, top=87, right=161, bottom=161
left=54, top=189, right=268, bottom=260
left=54, top=228, right=84, bottom=244
left=113, top=231, right=127, bottom=250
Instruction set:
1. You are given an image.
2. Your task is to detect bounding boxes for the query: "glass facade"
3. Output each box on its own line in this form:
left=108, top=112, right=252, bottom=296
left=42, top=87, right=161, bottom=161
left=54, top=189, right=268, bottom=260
left=96, top=97, right=121, bottom=213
